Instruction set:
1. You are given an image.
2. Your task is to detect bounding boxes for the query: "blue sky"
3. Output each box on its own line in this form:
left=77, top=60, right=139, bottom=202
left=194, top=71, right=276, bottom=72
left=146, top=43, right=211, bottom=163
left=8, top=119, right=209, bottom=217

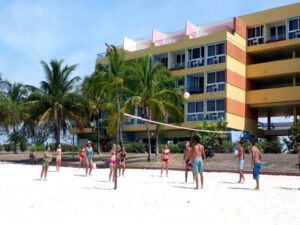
left=0, top=0, right=299, bottom=86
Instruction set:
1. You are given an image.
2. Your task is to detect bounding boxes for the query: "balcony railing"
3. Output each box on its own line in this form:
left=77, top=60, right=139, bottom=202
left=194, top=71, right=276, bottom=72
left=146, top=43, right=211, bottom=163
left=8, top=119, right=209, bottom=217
left=187, top=59, right=205, bottom=68
left=186, top=86, right=204, bottom=94
left=265, top=34, right=286, bottom=43
left=154, top=34, right=185, bottom=46
left=258, top=122, right=293, bottom=130
left=170, top=62, right=185, bottom=70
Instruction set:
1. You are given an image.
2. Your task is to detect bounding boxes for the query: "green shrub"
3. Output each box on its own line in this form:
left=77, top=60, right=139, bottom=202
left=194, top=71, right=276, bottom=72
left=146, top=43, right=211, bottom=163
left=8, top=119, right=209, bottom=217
left=221, top=141, right=234, bottom=153
left=124, top=143, right=146, bottom=153
left=30, top=144, right=44, bottom=152
left=256, top=138, right=283, bottom=154
left=20, top=142, right=27, bottom=152
left=3, top=144, right=13, bottom=151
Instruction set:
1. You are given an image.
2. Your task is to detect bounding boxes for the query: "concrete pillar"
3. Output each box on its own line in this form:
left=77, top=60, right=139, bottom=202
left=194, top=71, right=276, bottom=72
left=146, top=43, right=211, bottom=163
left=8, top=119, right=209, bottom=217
left=292, top=50, right=296, bottom=58
left=293, top=76, right=296, bottom=86
left=293, top=106, right=297, bottom=127
left=267, top=111, right=271, bottom=130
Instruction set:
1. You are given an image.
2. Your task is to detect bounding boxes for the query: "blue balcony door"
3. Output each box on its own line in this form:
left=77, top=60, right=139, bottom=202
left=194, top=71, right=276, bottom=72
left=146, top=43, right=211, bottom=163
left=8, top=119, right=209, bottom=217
left=186, top=75, right=204, bottom=94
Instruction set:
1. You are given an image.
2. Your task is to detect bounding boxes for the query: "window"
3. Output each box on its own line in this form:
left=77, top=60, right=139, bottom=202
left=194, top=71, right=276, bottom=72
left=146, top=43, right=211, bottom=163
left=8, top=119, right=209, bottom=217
left=188, top=46, right=205, bottom=68
left=205, top=99, right=225, bottom=121
left=269, top=25, right=286, bottom=41
left=186, top=75, right=204, bottom=94
left=175, top=77, right=185, bottom=88
left=206, top=42, right=226, bottom=65
left=186, top=99, right=225, bottom=122
left=206, top=71, right=225, bottom=92
left=186, top=101, right=204, bottom=121
left=288, top=17, right=300, bottom=39
left=247, top=26, right=264, bottom=46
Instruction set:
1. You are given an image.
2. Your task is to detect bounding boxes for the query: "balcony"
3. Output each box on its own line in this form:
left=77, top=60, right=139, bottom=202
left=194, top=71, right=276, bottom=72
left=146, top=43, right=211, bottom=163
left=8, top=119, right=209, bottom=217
left=265, top=34, right=286, bottom=44
left=247, top=57, right=300, bottom=79
left=170, top=62, right=185, bottom=71
left=187, top=59, right=204, bottom=68
left=247, top=86, right=300, bottom=106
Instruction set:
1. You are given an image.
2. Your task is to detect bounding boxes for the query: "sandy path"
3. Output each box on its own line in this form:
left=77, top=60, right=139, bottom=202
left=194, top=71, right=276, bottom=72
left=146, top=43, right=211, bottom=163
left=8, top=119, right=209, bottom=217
left=0, top=164, right=299, bottom=225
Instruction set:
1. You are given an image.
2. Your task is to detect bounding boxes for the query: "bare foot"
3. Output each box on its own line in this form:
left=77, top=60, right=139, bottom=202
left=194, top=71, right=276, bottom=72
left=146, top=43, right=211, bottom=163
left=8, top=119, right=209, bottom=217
left=254, top=187, right=259, bottom=191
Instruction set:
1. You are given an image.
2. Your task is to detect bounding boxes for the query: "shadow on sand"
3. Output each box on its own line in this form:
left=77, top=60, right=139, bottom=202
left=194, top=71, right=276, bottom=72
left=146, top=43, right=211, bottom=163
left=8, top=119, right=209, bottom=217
left=172, top=185, right=196, bottom=190
left=274, top=187, right=300, bottom=191
left=84, top=186, right=114, bottom=191
left=219, top=181, right=240, bottom=184
left=228, top=187, right=254, bottom=190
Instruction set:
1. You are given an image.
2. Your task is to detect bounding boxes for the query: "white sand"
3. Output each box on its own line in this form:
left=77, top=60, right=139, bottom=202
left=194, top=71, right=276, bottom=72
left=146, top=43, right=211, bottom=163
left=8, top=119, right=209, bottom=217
left=0, top=164, right=299, bottom=225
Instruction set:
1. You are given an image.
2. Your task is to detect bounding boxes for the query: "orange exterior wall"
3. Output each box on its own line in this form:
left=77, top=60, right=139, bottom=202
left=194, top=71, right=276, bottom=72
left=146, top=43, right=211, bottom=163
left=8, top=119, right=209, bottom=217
left=226, top=40, right=247, bottom=64
left=233, top=17, right=247, bottom=39
left=225, top=98, right=257, bottom=120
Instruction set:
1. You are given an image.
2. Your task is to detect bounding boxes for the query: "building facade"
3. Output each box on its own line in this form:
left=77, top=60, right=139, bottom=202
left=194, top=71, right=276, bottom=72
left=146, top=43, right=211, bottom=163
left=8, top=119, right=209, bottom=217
left=81, top=3, right=300, bottom=142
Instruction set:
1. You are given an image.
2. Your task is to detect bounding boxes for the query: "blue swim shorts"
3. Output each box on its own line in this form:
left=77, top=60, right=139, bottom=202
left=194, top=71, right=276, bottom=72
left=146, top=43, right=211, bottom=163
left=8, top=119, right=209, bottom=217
left=193, top=158, right=203, bottom=174
left=253, top=161, right=261, bottom=180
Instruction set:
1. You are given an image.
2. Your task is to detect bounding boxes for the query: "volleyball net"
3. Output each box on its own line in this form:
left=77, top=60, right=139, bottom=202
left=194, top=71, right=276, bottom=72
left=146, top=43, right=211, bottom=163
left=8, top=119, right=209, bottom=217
left=123, top=113, right=243, bottom=135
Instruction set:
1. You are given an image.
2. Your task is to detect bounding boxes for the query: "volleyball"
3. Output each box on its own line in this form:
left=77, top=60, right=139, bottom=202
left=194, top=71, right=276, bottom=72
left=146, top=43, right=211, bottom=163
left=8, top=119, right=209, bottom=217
left=183, top=92, right=190, bottom=99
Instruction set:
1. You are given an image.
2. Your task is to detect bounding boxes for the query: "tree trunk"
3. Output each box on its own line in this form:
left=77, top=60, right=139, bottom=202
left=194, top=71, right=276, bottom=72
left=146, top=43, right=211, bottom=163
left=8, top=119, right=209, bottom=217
left=146, top=120, right=151, bottom=161
left=120, top=126, right=124, bottom=147
left=13, top=125, right=17, bottom=154
left=55, top=122, right=61, bottom=147
left=155, top=124, right=159, bottom=156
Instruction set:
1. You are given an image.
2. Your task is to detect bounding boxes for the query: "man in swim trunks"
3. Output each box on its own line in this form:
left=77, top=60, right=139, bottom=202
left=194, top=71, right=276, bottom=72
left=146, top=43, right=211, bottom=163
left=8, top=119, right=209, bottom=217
left=234, top=141, right=245, bottom=183
left=250, top=140, right=262, bottom=190
left=183, top=141, right=193, bottom=183
left=192, top=136, right=206, bottom=189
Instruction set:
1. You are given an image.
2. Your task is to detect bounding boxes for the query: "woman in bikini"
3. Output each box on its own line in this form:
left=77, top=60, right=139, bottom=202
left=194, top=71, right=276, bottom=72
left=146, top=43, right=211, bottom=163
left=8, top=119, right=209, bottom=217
left=55, top=144, right=62, bottom=172
left=85, top=141, right=93, bottom=176
left=109, top=144, right=117, bottom=182
left=161, top=144, right=171, bottom=177
left=78, top=144, right=86, bottom=168
left=40, top=146, right=52, bottom=181
left=118, top=146, right=127, bottom=176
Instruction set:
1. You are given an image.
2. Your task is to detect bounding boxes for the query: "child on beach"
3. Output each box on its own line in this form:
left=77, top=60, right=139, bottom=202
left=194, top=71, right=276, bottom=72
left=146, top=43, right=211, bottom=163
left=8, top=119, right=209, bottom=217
left=161, top=144, right=170, bottom=177
left=78, top=144, right=86, bottom=168
left=118, top=146, right=127, bottom=176
left=109, top=144, right=117, bottom=182
left=55, top=144, right=62, bottom=172
left=85, top=141, right=93, bottom=176
left=183, top=141, right=193, bottom=183
left=192, top=136, right=206, bottom=189
left=29, top=151, right=37, bottom=165
left=250, top=140, right=262, bottom=190
left=40, top=146, right=52, bottom=181
left=234, top=141, right=245, bottom=183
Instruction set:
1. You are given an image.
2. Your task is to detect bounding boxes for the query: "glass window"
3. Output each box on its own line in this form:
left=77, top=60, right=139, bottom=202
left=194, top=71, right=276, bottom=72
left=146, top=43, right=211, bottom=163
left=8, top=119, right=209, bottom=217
left=289, top=19, right=298, bottom=31
left=192, top=48, right=200, bottom=59
left=207, top=72, right=216, bottom=84
left=207, top=100, right=215, bottom=112
left=216, top=71, right=225, bottom=82
left=216, top=43, right=225, bottom=55
left=207, top=45, right=215, bottom=57
left=196, top=102, right=204, bottom=112
left=188, top=103, right=195, bottom=113
left=216, top=99, right=225, bottom=111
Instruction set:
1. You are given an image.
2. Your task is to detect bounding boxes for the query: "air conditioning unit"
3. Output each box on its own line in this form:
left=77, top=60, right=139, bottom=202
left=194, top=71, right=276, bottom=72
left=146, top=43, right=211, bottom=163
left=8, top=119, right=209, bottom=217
left=252, top=38, right=258, bottom=45
left=213, top=85, right=218, bottom=92
left=213, top=57, right=219, bottom=64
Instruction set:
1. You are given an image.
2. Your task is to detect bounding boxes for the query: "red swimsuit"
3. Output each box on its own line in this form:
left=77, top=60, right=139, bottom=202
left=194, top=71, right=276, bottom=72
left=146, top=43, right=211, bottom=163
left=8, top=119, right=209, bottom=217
left=162, top=150, right=170, bottom=162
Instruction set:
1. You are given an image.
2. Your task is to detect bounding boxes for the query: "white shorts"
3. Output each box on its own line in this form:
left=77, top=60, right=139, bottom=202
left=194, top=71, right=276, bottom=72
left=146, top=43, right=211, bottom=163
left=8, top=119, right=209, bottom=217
left=238, top=160, right=244, bottom=170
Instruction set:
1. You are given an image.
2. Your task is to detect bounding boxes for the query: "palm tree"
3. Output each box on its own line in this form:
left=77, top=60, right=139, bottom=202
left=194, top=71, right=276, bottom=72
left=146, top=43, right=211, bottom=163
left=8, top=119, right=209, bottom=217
left=0, top=80, right=29, bottom=153
left=125, top=55, right=182, bottom=161
left=25, top=59, right=83, bottom=146
left=85, top=45, right=133, bottom=145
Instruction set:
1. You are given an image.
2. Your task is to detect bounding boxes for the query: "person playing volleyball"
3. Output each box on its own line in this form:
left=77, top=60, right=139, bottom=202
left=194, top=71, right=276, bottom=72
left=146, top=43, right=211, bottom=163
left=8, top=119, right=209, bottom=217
left=118, top=146, right=127, bottom=176
left=78, top=144, right=86, bottom=168
left=192, top=136, right=206, bottom=189
left=109, top=144, right=117, bottom=182
left=250, top=140, right=262, bottom=190
left=85, top=141, right=94, bottom=176
left=183, top=141, right=194, bottom=183
left=234, top=141, right=245, bottom=183
left=161, top=144, right=170, bottom=177
left=40, top=146, right=52, bottom=181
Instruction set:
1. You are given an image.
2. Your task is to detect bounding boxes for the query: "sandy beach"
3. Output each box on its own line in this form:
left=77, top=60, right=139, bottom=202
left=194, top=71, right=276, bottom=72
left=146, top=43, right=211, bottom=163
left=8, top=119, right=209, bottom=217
left=0, top=163, right=299, bottom=225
